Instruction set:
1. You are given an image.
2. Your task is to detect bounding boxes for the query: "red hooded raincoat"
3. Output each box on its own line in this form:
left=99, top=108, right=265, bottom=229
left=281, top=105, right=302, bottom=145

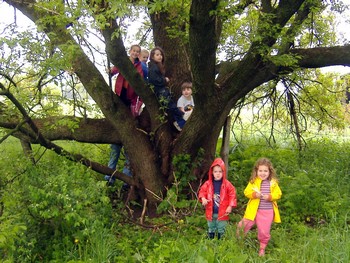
left=198, top=158, right=237, bottom=221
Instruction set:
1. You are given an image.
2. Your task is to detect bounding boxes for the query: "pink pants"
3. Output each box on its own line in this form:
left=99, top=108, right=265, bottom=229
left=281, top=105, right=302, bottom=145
left=237, top=209, right=274, bottom=249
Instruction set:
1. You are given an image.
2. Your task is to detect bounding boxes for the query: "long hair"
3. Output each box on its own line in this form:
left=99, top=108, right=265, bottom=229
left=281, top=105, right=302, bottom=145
left=149, top=46, right=166, bottom=75
left=249, top=157, right=278, bottom=183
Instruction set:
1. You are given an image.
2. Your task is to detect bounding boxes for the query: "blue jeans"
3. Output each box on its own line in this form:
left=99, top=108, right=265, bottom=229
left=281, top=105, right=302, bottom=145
left=108, top=143, right=122, bottom=170
left=156, top=88, right=185, bottom=128
left=122, top=151, right=132, bottom=177
left=107, top=144, right=132, bottom=178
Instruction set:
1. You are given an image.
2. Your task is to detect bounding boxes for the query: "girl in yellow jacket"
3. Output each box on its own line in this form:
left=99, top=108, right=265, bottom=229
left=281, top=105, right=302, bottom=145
left=237, top=158, right=282, bottom=256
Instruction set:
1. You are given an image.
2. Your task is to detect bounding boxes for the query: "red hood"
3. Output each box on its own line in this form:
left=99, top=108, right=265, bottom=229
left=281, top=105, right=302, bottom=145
left=208, top=158, right=226, bottom=181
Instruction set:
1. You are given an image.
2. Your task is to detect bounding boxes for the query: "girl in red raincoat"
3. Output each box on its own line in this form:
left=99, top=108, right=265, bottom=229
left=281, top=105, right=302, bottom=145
left=198, top=158, right=237, bottom=239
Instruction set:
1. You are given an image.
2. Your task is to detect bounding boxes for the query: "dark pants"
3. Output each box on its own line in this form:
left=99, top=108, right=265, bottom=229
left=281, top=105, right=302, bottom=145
left=156, top=87, right=185, bottom=128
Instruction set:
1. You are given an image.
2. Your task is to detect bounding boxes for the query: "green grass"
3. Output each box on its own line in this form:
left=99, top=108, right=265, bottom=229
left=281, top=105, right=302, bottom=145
left=1, top=136, right=350, bottom=262
left=71, top=218, right=348, bottom=263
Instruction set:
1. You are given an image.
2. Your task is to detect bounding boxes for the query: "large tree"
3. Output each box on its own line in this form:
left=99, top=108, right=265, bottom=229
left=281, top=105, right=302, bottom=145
left=1, top=0, right=350, bottom=209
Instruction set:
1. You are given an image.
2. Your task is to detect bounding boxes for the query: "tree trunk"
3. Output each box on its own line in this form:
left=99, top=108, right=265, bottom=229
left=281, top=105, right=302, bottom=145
left=150, top=11, right=192, bottom=99
left=220, top=116, right=232, bottom=169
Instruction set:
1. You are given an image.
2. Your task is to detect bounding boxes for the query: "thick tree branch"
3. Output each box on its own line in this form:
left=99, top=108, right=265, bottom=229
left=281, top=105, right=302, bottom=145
left=278, top=1, right=313, bottom=53
left=251, top=0, right=306, bottom=52
left=0, top=116, right=122, bottom=144
left=291, top=45, right=350, bottom=68
left=0, top=82, right=134, bottom=185
left=217, top=45, right=350, bottom=94
left=100, top=19, right=161, bottom=124
left=189, top=0, right=218, bottom=93
left=3, top=0, right=138, bottom=138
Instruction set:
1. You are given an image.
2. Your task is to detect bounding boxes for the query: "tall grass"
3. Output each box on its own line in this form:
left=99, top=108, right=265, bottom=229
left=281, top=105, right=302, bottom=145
left=1, top=136, right=350, bottom=262
left=273, top=221, right=350, bottom=262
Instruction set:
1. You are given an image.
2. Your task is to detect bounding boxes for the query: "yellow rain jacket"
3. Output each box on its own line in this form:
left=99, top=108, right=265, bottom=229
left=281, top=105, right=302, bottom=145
left=243, top=177, right=282, bottom=223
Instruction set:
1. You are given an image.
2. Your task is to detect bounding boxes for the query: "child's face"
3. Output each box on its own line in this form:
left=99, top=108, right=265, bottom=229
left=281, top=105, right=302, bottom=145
left=129, top=46, right=141, bottom=61
left=257, top=165, right=270, bottom=180
left=182, top=87, right=192, bottom=98
left=212, top=165, right=223, bottom=181
left=139, top=52, right=149, bottom=63
left=152, top=49, right=163, bottom=63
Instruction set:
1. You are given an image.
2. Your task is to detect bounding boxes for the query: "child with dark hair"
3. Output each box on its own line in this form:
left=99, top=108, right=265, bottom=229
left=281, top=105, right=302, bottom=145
left=198, top=158, right=237, bottom=239
left=148, top=46, right=186, bottom=131
left=177, top=81, right=194, bottom=121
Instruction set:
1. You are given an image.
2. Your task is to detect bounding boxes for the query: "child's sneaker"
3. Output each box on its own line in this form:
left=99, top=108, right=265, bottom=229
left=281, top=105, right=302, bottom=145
left=207, top=232, right=215, bottom=239
left=173, top=121, right=182, bottom=131
left=121, top=184, right=130, bottom=192
left=104, top=175, right=115, bottom=185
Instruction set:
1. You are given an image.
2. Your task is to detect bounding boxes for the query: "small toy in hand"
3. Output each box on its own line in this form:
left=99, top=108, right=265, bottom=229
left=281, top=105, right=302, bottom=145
left=184, top=105, right=194, bottom=111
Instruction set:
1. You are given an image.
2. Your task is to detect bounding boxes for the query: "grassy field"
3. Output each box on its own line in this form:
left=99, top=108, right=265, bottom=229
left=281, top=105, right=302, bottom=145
left=1, top=136, right=350, bottom=262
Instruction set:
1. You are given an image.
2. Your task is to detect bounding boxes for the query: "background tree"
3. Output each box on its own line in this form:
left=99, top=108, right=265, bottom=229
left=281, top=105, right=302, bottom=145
left=1, top=0, right=350, bottom=211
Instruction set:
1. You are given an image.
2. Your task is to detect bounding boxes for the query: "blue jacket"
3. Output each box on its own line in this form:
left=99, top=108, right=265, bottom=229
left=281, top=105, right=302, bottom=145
left=141, top=61, right=148, bottom=82
left=148, top=61, right=167, bottom=94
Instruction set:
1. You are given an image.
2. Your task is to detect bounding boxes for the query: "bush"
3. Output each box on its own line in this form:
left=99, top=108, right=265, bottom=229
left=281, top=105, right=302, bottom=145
left=0, top=139, right=115, bottom=261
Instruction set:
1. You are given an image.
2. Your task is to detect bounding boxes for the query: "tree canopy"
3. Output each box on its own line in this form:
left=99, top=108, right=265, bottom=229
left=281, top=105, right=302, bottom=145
left=1, top=0, right=350, bottom=209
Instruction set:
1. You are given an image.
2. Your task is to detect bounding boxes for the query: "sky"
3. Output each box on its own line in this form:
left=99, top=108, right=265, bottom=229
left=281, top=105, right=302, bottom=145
left=0, top=1, right=350, bottom=74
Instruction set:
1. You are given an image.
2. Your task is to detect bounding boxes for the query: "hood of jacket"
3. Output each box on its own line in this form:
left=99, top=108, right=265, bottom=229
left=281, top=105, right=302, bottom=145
left=208, top=158, right=226, bottom=181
